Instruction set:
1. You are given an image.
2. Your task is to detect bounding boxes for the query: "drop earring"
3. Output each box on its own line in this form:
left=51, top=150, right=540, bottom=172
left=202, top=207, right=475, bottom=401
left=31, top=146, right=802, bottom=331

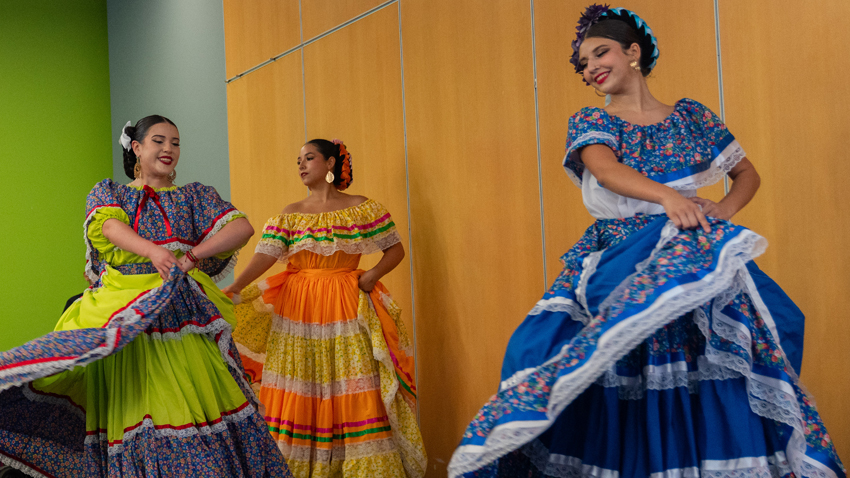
left=134, top=157, right=141, bottom=179
left=325, top=171, right=335, bottom=183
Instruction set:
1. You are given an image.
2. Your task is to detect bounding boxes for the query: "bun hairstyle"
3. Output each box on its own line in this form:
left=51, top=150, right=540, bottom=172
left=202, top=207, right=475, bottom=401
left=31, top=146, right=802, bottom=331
left=305, top=138, right=354, bottom=191
left=584, top=20, right=652, bottom=76
left=570, top=5, right=659, bottom=83
left=121, top=115, right=177, bottom=179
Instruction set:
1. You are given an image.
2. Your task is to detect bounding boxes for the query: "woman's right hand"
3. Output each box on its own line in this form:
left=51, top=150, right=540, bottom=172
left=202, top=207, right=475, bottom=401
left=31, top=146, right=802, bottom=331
left=147, top=245, right=178, bottom=280
left=660, top=191, right=711, bottom=233
left=220, top=284, right=242, bottom=298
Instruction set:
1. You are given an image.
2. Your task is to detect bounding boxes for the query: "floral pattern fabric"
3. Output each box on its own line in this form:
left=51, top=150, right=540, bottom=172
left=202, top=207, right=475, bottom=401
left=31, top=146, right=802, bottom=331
left=233, top=201, right=426, bottom=478
left=449, top=98, right=844, bottom=478
left=0, top=179, right=291, bottom=477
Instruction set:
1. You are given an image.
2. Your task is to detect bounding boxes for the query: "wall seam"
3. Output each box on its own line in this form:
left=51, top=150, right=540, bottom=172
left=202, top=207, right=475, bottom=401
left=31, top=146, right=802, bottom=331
left=300, top=0, right=308, bottom=143
left=530, top=0, right=547, bottom=287
left=226, top=0, right=398, bottom=84
left=396, top=0, right=419, bottom=424
left=713, top=0, right=729, bottom=195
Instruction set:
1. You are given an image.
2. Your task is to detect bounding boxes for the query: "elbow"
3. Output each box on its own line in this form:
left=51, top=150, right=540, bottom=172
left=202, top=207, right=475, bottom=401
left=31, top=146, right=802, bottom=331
left=236, top=218, right=255, bottom=243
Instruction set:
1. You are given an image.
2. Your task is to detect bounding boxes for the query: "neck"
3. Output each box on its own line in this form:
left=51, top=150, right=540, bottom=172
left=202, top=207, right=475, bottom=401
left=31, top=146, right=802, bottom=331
left=606, top=77, right=661, bottom=113
left=307, top=183, right=341, bottom=201
left=131, top=174, right=173, bottom=189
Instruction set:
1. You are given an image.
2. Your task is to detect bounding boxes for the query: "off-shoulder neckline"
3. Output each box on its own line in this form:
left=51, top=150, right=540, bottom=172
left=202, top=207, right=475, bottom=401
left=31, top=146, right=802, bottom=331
left=278, top=198, right=374, bottom=218
left=583, top=98, right=689, bottom=128
left=120, top=181, right=182, bottom=192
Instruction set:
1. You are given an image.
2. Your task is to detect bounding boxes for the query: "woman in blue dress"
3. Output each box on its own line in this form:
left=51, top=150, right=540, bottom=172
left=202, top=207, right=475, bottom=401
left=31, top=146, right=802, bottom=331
left=449, top=6, right=844, bottom=478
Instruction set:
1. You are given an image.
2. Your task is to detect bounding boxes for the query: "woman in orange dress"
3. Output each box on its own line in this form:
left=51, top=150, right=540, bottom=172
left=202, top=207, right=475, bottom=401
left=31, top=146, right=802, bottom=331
left=222, top=139, right=426, bottom=478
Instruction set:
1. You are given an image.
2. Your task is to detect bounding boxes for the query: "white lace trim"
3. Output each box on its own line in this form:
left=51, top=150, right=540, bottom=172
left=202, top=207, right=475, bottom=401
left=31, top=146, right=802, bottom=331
left=527, top=297, right=589, bottom=324
left=523, top=439, right=793, bottom=478
left=261, top=230, right=402, bottom=264
left=280, top=436, right=399, bottom=463
left=83, top=205, right=116, bottom=283
left=260, top=371, right=380, bottom=398
left=0, top=454, right=48, bottom=478
left=236, top=342, right=266, bottom=364
left=575, top=251, right=603, bottom=313
left=594, top=356, right=743, bottom=400
left=93, top=402, right=256, bottom=456
left=448, top=226, right=768, bottom=477
left=0, top=303, right=128, bottom=389
left=563, top=132, right=619, bottom=188
left=270, top=314, right=362, bottom=340
left=664, top=140, right=746, bottom=192
left=357, top=293, right=426, bottom=478
left=147, top=317, right=231, bottom=342
left=255, top=241, right=283, bottom=259
left=500, top=298, right=593, bottom=391
left=210, top=247, right=240, bottom=283
left=20, top=383, right=86, bottom=420
left=596, top=221, right=683, bottom=317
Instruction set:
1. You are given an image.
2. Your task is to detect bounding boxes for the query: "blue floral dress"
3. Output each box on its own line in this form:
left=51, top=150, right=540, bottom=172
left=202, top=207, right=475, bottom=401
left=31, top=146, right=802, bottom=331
left=0, top=180, right=291, bottom=477
left=449, top=99, right=844, bottom=478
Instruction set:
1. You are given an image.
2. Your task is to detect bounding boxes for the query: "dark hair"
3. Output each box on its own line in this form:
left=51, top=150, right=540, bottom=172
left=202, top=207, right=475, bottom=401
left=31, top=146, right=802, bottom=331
left=305, top=139, right=347, bottom=188
left=584, top=19, right=652, bottom=76
left=121, top=115, right=177, bottom=179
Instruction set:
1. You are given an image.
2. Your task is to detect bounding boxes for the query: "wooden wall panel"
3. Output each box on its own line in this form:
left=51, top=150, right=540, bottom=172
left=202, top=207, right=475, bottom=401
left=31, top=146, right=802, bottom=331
left=223, top=0, right=300, bottom=78
left=535, top=0, right=722, bottom=286
left=400, top=0, right=543, bottom=474
left=227, top=53, right=307, bottom=279
left=301, top=0, right=385, bottom=40
left=719, top=0, right=850, bottom=460
left=302, top=7, right=414, bottom=335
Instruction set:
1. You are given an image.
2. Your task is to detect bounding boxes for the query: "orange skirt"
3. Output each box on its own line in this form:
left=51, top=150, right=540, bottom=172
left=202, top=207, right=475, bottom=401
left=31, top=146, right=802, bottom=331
left=232, top=251, right=425, bottom=478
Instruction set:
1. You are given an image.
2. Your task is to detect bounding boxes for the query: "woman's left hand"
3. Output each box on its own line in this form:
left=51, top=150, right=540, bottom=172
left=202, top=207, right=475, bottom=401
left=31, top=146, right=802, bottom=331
left=689, top=197, right=733, bottom=220
left=176, top=254, right=196, bottom=273
left=358, top=270, right=379, bottom=293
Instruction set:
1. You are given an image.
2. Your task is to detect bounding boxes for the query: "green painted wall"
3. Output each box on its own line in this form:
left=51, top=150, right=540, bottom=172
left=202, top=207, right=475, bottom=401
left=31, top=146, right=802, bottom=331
left=0, top=1, right=112, bottom=351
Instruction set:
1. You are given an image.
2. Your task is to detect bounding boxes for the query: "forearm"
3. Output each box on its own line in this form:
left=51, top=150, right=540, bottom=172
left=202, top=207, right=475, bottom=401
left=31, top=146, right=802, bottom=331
left=191, top=217, right=254, bottom=259
left=368, top=243, right=404, bottom=281
left=102, top=219, right=158, bottom=258
left=230, top=252, right=278, bottom=290
left=717, top=159, right=760, bottom=217
left=590, top=158, right=680, bottom=205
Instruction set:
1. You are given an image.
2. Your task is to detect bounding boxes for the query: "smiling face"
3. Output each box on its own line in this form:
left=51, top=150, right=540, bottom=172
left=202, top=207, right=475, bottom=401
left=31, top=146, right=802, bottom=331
left=578, top=36, right=642, bottom=94
left=132, top=122, right=180, bottom=181
left=297, top=143, right=336, bottom=188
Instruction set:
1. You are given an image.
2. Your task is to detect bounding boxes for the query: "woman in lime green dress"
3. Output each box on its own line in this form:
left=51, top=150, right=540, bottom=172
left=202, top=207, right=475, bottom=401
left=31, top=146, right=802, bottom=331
left=0, top=115, right=291, bottom=477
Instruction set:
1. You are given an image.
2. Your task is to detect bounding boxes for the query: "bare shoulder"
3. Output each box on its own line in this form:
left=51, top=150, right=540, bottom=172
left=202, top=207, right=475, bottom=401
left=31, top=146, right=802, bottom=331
left=281, top=199, right=309, bottom=214
left=342, top=194, right=369, bottom=207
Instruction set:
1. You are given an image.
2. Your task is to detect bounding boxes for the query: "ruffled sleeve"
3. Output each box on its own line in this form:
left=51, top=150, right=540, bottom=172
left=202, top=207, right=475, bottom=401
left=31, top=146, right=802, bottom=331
left=185, top=183, right=248, bottom=281
left=659, top=99, right=746, bottom=190
left=84, top=179, right=129, bottom=282
left=563, top=108, right=620, bottom=187
left=256, top=199, right=402, bottom=264
left=255, top=215, right=289, bottom=260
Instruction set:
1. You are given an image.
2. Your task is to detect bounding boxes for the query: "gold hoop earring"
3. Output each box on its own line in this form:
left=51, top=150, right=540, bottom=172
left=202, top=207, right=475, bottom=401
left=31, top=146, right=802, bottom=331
left=168, top=170, right=176, bottom=183
left=325, top=171, right=335, bottom=183
left=134, top=157, right=141, bottom=179
left=594, top=89, right=606, bottom=97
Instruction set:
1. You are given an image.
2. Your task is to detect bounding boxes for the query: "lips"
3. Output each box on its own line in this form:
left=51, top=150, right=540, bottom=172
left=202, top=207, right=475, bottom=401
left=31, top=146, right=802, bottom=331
left=594, top=72, right=609, bottom=85
left=158, top=156, right=173, bottom=165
